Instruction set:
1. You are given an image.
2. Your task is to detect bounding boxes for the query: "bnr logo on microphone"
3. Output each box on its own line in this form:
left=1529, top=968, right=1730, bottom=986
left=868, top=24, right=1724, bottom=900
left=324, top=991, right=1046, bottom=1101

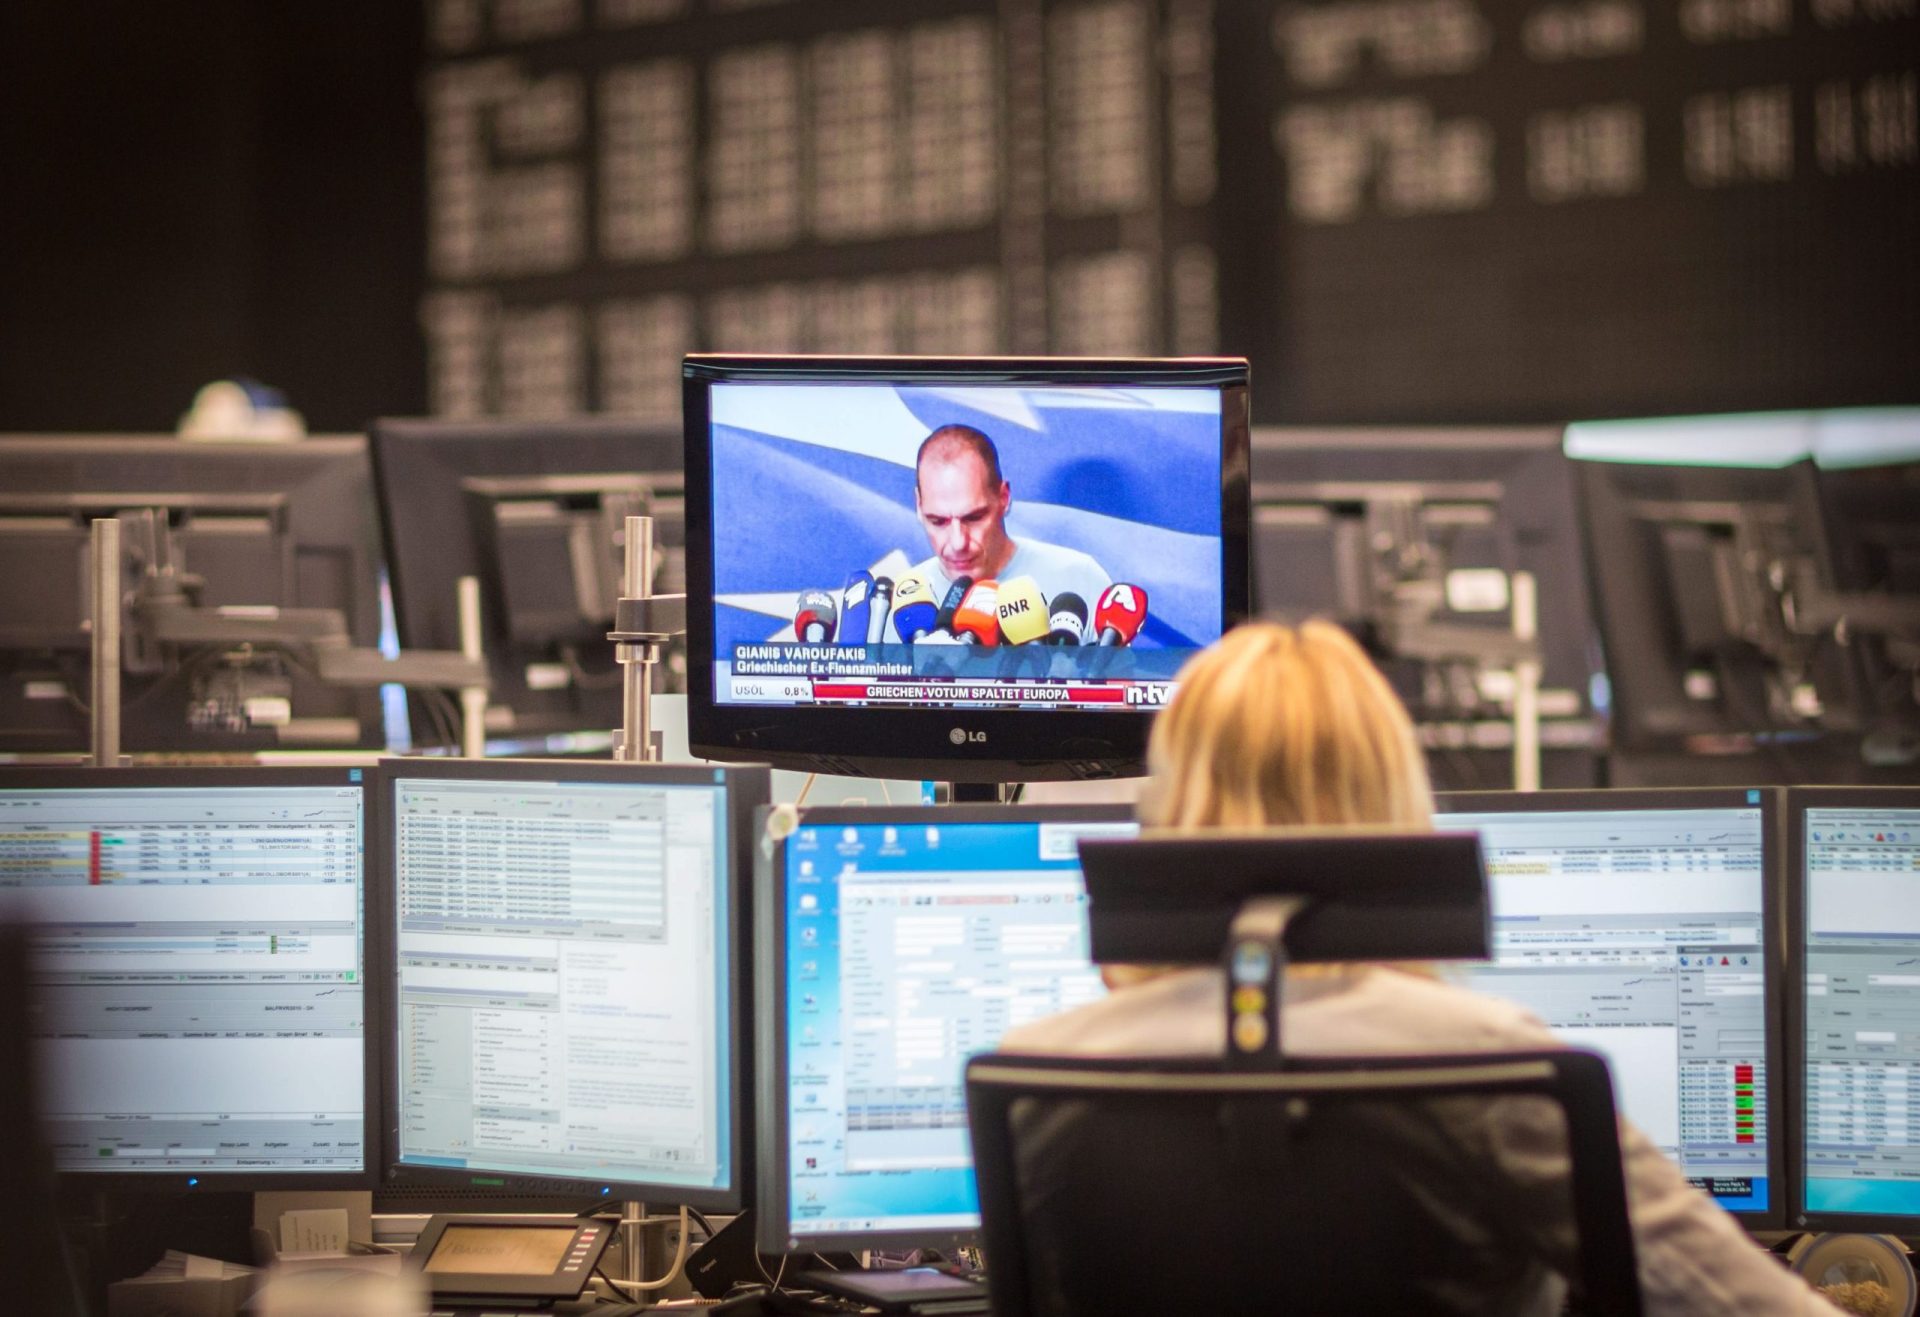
left=949, top=727, right=987, bottom=745
left=1124, top=683, right=1174, bottom=707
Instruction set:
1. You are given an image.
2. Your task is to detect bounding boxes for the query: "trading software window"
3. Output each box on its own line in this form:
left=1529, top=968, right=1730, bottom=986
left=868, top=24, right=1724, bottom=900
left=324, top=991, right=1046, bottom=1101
left=394, top=778, right=730, bottom=1188
left=784, top=818, right=1134, bottom=1237
left=1446, top=806, right=1770, bottom=1211
left=1802, top=807, right=1920, bottom=1216
left=0, top=784, right=366, bottom=1172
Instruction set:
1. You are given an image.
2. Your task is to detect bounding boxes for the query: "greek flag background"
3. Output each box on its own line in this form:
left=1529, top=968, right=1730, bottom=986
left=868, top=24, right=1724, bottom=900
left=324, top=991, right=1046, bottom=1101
left=708, top=382, right=1225, bottom=656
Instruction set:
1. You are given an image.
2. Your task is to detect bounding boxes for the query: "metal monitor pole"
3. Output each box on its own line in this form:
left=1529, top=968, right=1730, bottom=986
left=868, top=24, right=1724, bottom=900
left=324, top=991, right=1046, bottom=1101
left=89, top=518, right=122, bottom=768
left=608, top=515, right=686, bottom=764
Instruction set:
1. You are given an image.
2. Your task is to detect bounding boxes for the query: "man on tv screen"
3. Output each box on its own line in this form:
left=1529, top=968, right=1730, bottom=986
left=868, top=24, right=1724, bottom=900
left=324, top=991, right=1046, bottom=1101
left=910, top=424, right=1112, bottom=610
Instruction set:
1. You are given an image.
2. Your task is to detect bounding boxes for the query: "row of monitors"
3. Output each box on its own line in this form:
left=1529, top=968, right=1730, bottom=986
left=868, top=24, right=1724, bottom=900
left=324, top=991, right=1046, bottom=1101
left=2, top=766, right=1918, bottom=1242
left=7, top=402, right=1913, bottom=772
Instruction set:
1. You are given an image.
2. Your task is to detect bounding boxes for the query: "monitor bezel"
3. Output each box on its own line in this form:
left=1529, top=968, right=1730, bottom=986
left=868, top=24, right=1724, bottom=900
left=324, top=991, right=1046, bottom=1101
left=374, top=757, right=770, bottom=1211
left=755, top=802, right=1137, bottom=1256
left=1784, top=784, right=1920, bottom=1235
left=1435, top=786, right=1788, bottom=1231
left=682, top=354, right=1253, bottom=783
left=0, top=764, right=379, bottom=1191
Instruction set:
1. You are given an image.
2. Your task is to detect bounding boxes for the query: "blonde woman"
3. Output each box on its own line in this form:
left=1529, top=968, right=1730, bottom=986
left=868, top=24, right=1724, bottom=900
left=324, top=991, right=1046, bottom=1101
left=1004, top=621, right=1842, bottom=1316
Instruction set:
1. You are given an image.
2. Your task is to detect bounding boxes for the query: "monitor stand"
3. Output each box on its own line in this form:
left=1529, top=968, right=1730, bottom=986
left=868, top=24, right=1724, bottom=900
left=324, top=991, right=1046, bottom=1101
left=938, top=782, right=1018, bottom=804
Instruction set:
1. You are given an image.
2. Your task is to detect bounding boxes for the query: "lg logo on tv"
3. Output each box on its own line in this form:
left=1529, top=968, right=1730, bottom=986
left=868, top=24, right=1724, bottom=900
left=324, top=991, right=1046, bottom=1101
left=949, top=727, right=987, bottom=745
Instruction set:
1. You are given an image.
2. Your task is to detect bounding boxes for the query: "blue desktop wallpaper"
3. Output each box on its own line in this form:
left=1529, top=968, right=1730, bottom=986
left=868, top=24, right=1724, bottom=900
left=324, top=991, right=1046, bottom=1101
left=780, top=819, right=1109, bottom=1240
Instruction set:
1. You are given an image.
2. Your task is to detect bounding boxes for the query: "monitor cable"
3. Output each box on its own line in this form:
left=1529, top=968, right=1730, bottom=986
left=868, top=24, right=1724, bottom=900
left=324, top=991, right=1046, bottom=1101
left=599, top=1203, right=692, bottom=1298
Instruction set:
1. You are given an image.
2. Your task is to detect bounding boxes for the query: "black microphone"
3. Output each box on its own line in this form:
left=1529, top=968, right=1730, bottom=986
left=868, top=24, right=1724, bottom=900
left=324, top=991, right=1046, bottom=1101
left=933, top=575, right=973, bottom=637
left=1046, top=592, right=1088, bottom=645
left=865, top=577, right=894, bottom=645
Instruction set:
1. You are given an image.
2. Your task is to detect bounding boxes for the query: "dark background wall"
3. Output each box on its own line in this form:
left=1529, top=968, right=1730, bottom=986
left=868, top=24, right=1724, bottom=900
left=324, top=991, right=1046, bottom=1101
left=0, top=1, right=426, bottom=433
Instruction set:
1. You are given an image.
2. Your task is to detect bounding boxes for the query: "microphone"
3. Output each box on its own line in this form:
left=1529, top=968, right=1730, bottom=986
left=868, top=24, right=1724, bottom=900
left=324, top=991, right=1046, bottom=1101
left=952, top=579, right=1001, bottom=646
left=1045, top=591, right=1088, bottom=645
left=995, top=576, right=1049, bottom=646
left=794, top=588, right=838, bottom=643
left=865, top=576, right=894, bottom=645
left=839, top=570, right=875, bottom=645
left=934, top=575, right=974, bottom=636
left=1094, top=582, right=1148, bottom=647
left=892, top=572, right=939, bottom=643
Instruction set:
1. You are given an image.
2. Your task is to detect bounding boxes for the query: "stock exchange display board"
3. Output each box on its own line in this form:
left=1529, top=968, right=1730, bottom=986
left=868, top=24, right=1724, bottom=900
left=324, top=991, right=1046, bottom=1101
left=1220, top=0, right=1918, bottom=422
left=420, top=0, right=1914, bottom=426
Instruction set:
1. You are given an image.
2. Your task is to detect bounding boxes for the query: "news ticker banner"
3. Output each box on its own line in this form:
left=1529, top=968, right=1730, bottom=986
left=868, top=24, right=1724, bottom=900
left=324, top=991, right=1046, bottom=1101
left=719, top=640, right=1181, bottom=711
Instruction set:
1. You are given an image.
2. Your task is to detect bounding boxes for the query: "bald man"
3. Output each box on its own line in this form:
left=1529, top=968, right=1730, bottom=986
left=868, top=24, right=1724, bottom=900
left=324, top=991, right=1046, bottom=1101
left=908, top=423, right=1112, bottom=616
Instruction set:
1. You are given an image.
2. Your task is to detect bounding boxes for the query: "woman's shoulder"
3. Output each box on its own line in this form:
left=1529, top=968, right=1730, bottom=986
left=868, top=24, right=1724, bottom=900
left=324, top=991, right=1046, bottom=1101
left=1000, top=968, right=1222, bottom=1057
left=1290, top=967, right=1565, bottom=1057
left=999, top=965, right=1565, bottom=1060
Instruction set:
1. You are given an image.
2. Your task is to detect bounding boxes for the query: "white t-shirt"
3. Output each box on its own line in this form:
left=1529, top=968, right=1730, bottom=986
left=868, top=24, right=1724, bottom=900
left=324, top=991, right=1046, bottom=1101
left=1002, top=966, right=1843, bottom=1317
left=909, top=536, right=1112, bottom=625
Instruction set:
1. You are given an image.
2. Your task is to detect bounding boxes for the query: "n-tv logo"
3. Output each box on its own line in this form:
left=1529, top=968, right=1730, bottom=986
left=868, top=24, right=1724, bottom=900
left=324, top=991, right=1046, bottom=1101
left=1124, top=683, right=1174, bottom=707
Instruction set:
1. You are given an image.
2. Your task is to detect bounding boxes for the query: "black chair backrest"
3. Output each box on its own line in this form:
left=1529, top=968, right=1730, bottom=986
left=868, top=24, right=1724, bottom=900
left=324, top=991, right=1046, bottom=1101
left=967, top=1049, right=1641, bottom=1317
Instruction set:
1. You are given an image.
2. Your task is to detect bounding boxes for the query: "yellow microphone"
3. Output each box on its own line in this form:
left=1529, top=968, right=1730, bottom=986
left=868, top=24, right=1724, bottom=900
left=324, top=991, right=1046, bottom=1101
left=995, top=576, right=1050, bottom=646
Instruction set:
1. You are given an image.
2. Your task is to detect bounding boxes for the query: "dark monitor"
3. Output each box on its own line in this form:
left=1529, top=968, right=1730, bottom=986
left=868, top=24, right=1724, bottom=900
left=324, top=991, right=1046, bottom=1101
left=368, top=419, right=685, bottom=752
left=1435, top=787, right=1784, bottom=1227
left=378, top=759, right=769, bottom=1209
left=0, top=435, right=384, bottom=753
left=683, top=355, right=1252, bottom=783
left=1570, top=454, right=1866, bottom=756
left=0, top=766, right=374, bottom=1189
left=756, top=804, right=1139, bottom=1253
left=1787, top=785, right=1920, bottom=1233
left=1249, top=427, right=1600, bottom=784
left=1811, top=460, right=1920, bottom=760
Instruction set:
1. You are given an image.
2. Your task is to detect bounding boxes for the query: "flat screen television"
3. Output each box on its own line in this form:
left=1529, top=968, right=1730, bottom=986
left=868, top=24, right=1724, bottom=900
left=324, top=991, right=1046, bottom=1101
left=682, top=356, right=1251, bottom=783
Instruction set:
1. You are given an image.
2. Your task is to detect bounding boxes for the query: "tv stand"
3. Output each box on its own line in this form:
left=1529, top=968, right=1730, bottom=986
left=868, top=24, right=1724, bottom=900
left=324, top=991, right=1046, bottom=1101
left=938, top=782, right=1018, bottom=804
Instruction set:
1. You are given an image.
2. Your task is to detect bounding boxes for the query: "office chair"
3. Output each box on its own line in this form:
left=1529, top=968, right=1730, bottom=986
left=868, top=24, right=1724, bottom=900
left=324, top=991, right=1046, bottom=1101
left=966, top=1048, right=1642, bottom=1317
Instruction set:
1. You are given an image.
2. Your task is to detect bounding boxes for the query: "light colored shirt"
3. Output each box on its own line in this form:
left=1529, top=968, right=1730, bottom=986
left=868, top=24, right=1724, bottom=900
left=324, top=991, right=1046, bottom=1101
left=911, top=536, right=1112, bottom=628
left=1002, top=966, right=1842, bottom=1317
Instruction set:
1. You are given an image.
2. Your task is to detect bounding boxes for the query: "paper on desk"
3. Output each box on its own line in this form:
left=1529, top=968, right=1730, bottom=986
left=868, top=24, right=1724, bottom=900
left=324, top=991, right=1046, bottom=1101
left=125, top=1250, right=257, bottom=1281
left=280, top=1208, right=349, bottom=1254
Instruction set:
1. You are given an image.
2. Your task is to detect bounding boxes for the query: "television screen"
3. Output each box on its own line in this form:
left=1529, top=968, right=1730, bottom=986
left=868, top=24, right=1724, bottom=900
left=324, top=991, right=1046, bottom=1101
left=684, top=357, right=1250, bottom=782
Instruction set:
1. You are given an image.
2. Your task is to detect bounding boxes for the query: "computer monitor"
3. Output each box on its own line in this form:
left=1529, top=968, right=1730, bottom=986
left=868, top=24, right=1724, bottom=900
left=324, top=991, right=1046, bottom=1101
left=1788, top=785, right=1920, bottom=1232
left=1570, top=454, right=1869, bottom=759
left=1434, top=787, right=1784, bottom=1226
left=1250, top=426, right=1600, bottom=789
left=756, top=804, right=1139, bottom=1254
left=368, top=419, right=685, bottom=753
left=378, top=759, right=769, bottom=1207
left=0, top=435, right=385, bottom=753
left=683, top=355, right=1252, bottom=783
left=1811, top=461, right=1920, bottom=763
left=0, top=766, right=373, bottom=1188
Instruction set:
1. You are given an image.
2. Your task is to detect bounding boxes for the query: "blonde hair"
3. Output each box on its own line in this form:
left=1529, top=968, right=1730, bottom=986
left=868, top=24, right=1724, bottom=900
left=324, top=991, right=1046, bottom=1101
left=1141, top=620, right=1434, bottom=833
left=1109, top=621, right=1436, bottom=989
